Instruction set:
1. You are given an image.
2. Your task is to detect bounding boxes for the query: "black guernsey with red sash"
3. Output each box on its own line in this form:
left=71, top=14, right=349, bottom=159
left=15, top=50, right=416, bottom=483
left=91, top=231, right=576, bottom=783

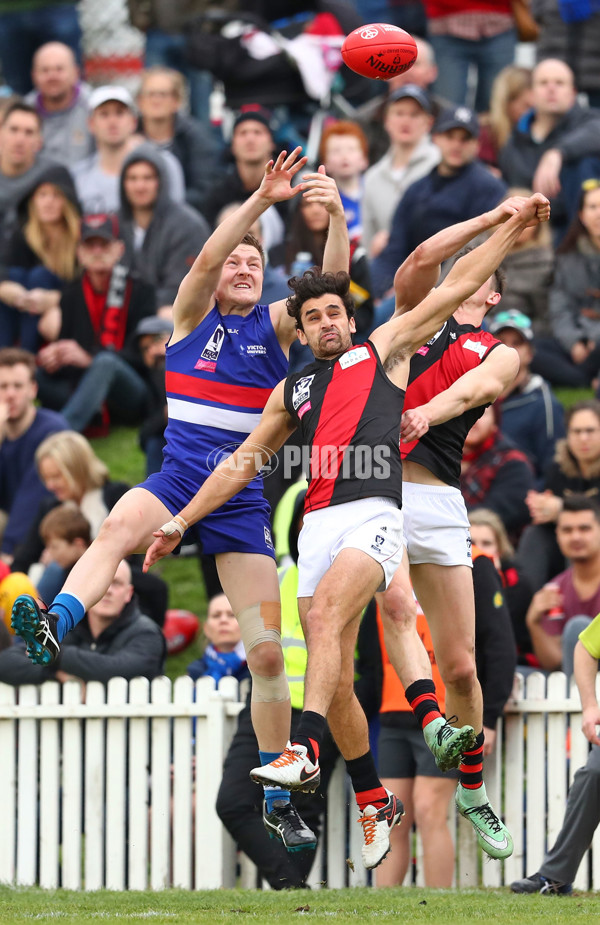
left=283, top=340, right=405, bottom=514
left=401, top=319, right=501, bottom=488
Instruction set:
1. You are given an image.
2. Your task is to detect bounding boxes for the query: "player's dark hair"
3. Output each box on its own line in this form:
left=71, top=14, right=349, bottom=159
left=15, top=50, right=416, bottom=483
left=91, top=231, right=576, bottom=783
left=240, top=231, right=265, bottom=269
left=1, top=99, right=41, bottom=128
left=286, top=268, right=355, bottom=330
left=559, top=494, right=600, bottom=524
left=453, top=244, right=506, bottom=298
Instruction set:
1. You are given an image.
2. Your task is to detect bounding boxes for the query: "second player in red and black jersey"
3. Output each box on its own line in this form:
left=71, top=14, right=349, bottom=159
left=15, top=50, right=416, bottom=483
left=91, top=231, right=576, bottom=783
left=283, top=341, right=405, bottom=513
left=401, top=319, right=501, bottom=487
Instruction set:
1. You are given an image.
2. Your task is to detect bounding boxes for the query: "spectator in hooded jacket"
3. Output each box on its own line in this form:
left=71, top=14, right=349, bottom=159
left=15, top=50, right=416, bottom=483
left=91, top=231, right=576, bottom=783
left=488, top=309, right=565, bottom=485
left=117, top=143, right=209, bottom=313
left=0, top=163, right=81, bottom=353
left=497, top=59, right=600, bottom=243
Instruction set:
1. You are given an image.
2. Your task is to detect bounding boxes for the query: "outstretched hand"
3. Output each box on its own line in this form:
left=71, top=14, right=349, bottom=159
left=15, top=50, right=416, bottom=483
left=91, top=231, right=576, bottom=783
left=143, top=529, right=181, bottom=572
left=258, top=147, right=308, bottom=205
left=301, top=165, right=345, bottom=216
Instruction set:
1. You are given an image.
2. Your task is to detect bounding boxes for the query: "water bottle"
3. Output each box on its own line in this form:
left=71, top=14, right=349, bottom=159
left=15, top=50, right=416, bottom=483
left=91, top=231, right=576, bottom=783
left=291, top=251, right=313, bottom=278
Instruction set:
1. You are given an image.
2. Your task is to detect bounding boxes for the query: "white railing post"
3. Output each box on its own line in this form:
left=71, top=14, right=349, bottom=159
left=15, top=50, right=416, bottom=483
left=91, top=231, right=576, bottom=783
left=172, top=675, right=194, bottom=889
left=39, top=681, right=61, bottom=889
left=105, top=677, right=128, bottom=890
left=150, top=676, right=172, bottom=890
left=84, top=681, right=107, bottom=890
left=128, top=676, right=150, bottom=890
left=0, top=683, right=16, bottom=885
left=16, top=685, right=39, bottom=886
left=62, top=680, right=84, bottom=890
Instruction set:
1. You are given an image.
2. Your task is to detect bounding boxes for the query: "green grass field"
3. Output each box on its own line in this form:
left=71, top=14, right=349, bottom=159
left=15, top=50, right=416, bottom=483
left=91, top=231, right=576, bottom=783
left=0, top=885, right=598, bottom=924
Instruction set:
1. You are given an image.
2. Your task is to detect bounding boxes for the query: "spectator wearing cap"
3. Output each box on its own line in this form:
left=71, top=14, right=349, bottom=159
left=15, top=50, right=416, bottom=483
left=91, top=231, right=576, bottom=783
left=201, top=106, right=286, bottom=255
left=371, top=104, right=507, bottom=300
left=36, top=213, right=157, bottom=433
left=25, top=41, right=93, bottom=168
left=136, top=67, right=219, bottom=213
left=497, top=59, right=600, bottom=244
left=71, top=85, right=185, bottom=214
left=489, top=309, right=565, bottom=485
left=362, top=85, right=440, bottom=259
left=135, top=314, right=171, bottom=476
left=118, top=143, right=209, bottom=313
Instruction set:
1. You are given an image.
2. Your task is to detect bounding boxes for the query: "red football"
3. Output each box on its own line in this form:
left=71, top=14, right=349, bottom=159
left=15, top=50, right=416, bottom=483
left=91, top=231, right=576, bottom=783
left=163, top=608, right=200, bottom=655
left=341, top=23, right=418, bottom=81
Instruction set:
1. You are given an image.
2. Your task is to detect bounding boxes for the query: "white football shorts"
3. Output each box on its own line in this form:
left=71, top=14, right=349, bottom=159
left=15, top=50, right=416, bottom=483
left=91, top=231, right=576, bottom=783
left=297, top=496, right=404, bottom=598
left=402, top=481, right=472, bottom=568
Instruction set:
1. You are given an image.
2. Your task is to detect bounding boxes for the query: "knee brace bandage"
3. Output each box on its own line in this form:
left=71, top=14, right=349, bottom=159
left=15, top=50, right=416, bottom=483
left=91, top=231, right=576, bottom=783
left=237, top=601, right=289, bottom=703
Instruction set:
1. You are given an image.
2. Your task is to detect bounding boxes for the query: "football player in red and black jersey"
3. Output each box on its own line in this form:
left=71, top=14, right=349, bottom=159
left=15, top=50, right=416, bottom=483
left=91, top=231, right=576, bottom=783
left=378, top=195, right=546, bottom=861
left=143, top=193, right=550, bottom=871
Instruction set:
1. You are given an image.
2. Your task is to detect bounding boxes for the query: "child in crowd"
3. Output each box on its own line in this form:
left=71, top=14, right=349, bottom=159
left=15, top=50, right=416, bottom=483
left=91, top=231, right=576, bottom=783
left=318, top=120, right=369, bottom=243
left=37, top=504, right=91, bottom=601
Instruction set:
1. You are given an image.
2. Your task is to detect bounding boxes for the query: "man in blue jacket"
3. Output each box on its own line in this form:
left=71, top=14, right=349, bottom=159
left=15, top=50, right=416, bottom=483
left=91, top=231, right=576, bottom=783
left=371, top=105, right=507, bottom=300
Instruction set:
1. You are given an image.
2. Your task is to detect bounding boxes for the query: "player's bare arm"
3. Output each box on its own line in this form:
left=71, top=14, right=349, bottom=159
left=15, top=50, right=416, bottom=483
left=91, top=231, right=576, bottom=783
left=401, top=344, right=520, bottom=442
left=172, top=148, right=308, bottom=341
left=372, top=194, right=550, bottom=373
left=143, top=381, right=296, bottom=570
left=271, top=166, right=350, bottom=349
left=392, top=196, right=531, bottom=316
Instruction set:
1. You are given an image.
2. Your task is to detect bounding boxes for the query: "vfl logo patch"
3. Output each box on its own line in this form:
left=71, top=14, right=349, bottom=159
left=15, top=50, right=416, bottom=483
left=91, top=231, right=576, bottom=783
left=264, top=526, right=274, bottom=549
left=463, top=339, right=488, bottom=360
left=339, top=346, right=369, bottom=369
left=292, top=375, right=315, bottom=411
left=416, top=323, right=447, bottom=356
left=195, top=323, right=225, bottom=371
left=371, top=533, right=386, bottom=553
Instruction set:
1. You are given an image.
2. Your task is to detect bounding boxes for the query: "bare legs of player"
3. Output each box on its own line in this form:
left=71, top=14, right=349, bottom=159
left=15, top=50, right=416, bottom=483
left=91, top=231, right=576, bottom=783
left=376, top=775, right=457, bottom=888
left=409, top=563, right=482, bottom=730
left=216, top=550, right=290, bottom=752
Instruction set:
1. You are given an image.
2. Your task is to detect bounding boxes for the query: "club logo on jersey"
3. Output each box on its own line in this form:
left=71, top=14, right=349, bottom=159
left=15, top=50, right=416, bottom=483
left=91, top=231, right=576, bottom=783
left=195, top=324, right=225, bottom=371
left=292, top=375, right=315, bottom=412
left=463, top=339, right=488, bottom=360
left=416, top=322, right=447, bottom=356
left=339, top=346, right=369, bottom=369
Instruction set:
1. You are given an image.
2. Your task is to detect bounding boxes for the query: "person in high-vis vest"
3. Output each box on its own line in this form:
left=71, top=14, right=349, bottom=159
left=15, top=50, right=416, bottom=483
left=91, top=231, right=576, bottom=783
left=215, top=489, right=339, bottom=887
left=374, top=544, right=516, bottom=886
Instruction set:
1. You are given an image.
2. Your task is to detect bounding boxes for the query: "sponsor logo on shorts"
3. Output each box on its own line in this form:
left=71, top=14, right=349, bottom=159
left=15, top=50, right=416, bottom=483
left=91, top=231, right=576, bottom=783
left=264, top=526, right=274, bottom=549
left=339, top=346, right=369, bottom=369
left=466, top=534, right=472, bottom=559
left=371, top=533, right=386, bottom=553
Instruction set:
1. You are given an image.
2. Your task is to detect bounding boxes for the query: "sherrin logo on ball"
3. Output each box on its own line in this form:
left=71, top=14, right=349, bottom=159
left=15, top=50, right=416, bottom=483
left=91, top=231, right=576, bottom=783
left=342, top=21, right=417, bottom=81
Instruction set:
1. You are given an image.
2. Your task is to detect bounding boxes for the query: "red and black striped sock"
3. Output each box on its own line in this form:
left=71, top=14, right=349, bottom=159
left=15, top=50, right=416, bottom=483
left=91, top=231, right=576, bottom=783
left=459, top=730, right=485, bottom=790
left=346, top=751, right=388, bottom=811
left=405, top=679, right=443, bottom=730
left=291, top=710, right=326, bottom=765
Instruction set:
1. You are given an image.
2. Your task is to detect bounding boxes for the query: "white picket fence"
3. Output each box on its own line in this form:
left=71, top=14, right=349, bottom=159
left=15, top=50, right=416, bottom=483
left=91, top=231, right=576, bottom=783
left=0, top=671, right=599, bottom=892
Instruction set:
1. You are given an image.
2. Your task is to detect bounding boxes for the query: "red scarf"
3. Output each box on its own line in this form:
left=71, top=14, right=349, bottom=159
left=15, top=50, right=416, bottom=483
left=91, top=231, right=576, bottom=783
left=82, top=265, right=132, bottom=352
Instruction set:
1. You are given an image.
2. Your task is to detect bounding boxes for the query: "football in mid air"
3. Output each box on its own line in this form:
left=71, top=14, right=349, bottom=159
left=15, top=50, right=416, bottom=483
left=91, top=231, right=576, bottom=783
left=341, top=23, right=418, bottom=81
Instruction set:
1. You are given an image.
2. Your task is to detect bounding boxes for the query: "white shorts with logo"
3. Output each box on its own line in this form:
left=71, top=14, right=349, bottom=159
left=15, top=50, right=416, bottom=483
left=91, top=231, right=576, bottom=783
left=402, top=481, right=472, bottom=568
left=297, top=496, right=404, bottom=598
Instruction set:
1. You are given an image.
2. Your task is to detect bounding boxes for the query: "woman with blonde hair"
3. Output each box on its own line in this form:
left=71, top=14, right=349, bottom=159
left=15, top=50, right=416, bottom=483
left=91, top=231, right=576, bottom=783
left=479, top=66, right=533, bottom=170
left=0, top=165, right=80, bottom=352
left=12, top=430, right=167, bottom=623
left=468, top=508, right=536, bottom=669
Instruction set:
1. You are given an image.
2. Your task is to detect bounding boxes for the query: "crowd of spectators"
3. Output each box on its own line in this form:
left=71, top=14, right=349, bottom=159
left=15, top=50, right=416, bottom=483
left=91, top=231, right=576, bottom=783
left=0, top=0, right=600, bottom=893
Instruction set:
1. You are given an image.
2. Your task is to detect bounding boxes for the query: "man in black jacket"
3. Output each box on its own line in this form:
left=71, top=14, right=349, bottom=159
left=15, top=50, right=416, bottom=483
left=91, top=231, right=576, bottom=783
left=0, top=559, right=165, bottom=685
left=36, top=213, right=157, bottom=432
left=498, top=58, right=600, bottom=241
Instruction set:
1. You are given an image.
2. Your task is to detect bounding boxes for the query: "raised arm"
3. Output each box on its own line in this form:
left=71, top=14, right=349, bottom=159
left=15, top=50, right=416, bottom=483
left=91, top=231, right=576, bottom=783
left=172, top=148, right=307, bottom=340
left=401, top=345, right=520, bottom=443
left=143, top=381, right=296, bottom=570
left=393, top=196, right=531, bottom=315
left=372, top=194, right=550, bottom=366
left=574, top=637, right=600, bottom=747
left=271, top=166, right=349, bottom=349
